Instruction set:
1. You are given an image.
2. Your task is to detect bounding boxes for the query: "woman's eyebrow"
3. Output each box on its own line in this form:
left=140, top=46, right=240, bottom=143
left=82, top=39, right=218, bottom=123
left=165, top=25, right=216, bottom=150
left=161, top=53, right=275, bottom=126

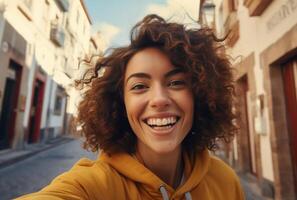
left=126, top=73, right=151, bottom=84
left=164, top=68, right=185, bottom=78
left=125, top=68, right=184, bottom=83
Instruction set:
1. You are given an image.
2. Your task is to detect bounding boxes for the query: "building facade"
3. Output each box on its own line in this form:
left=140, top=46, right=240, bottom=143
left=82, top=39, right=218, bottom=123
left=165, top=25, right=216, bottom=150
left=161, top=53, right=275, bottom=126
left=0, top=0, right=93, bottom=150
left=199, top=0, right=297, bottom=199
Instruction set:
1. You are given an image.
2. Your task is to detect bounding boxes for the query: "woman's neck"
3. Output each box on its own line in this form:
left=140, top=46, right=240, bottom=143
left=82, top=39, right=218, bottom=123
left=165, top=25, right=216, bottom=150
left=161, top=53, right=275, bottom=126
left=136, top=145, right=183, bottom=189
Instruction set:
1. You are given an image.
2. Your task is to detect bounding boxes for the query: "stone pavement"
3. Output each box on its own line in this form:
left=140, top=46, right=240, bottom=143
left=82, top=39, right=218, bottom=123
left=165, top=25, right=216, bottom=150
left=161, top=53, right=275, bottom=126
left=0, top=138, right=97, bottom=200
left=240, top=176, right=272, bottom=200
left=0, top=135, right=74, bottom=169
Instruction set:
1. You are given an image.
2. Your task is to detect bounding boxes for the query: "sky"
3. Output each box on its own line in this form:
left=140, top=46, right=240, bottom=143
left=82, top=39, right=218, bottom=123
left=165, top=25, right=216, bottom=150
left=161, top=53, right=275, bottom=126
left=84, top=0, right=200, bottom=50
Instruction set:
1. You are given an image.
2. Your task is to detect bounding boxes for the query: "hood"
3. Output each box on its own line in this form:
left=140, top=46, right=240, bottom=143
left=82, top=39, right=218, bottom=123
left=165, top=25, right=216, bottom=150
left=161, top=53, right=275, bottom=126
left=100, top=149, right=210, bottom=199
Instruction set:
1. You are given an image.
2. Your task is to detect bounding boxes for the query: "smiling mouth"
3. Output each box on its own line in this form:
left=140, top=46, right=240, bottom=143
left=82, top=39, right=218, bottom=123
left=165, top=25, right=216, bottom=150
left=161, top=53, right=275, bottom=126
left=144, top=116, right=180, bottom=130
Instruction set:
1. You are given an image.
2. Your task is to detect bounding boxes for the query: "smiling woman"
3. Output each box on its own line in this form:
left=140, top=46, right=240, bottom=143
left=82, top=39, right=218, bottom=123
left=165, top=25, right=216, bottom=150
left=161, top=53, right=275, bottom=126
left=124, top=48, right=194, bottom=157
left=16, top=14, right=244, bottom=200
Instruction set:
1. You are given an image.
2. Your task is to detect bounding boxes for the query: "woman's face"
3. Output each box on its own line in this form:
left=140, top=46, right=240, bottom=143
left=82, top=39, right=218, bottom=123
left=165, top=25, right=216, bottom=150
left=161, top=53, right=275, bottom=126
left=124, top=47, right=194, bottom=155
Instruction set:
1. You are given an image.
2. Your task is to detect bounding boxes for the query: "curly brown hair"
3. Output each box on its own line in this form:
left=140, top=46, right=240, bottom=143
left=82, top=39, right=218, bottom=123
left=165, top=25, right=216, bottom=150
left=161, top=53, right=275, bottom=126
left=75, top=14, right=238, bottom=154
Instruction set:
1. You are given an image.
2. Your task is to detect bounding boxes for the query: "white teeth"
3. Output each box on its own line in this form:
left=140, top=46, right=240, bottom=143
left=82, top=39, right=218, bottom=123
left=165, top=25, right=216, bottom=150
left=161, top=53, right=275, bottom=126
left=146, top=117, right=177, bottom=126
left=156, top=119, right=162, bottom=126
left=152, top=119, right=155, bottom=124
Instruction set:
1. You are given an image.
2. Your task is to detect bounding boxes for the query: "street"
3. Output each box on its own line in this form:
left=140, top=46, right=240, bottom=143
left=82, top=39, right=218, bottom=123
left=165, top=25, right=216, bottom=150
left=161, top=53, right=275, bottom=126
left=0, top=139, right=97, bottom=200
left=0, top=139, right=265, bottom=200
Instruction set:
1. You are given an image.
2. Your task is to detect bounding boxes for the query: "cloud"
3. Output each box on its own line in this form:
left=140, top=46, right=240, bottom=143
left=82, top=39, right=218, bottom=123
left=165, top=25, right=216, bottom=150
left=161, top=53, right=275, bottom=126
left=92, top=22, right=121, bottom=51
left=145, top=0, right=199, bottom=26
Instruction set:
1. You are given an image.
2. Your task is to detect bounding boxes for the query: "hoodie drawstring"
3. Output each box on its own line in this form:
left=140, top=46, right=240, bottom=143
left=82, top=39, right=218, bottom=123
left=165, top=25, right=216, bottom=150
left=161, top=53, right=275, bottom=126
left=160, top=186, right=169, bottom=200
left=159, top=185, right=192, bottom=200
left=184, top=192, right=192, bottom=200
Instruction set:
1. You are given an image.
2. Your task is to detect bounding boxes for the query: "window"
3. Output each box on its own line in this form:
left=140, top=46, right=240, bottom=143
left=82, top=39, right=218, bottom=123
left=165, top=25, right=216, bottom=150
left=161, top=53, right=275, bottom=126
left=54, top=86, right=64, bottom=115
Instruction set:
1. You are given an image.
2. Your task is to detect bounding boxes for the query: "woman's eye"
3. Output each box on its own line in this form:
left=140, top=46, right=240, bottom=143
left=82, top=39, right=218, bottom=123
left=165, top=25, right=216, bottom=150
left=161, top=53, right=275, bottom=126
left=168, top=80, right=186, bottom=88
left=131, top=84, right=147, bottom=91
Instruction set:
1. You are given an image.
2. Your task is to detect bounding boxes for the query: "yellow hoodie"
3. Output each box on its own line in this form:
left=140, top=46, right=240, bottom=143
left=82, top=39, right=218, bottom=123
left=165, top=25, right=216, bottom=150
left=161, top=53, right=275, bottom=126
left=17, top=150, right=245, bottom=200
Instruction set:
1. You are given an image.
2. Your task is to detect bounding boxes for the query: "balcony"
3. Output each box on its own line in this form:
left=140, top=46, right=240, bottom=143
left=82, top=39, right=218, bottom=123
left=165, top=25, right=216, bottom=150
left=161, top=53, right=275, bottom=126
left=50, top=23, right=65, bottom=47
left=54, top=0, right=69, bottom=12
left=244, top=0, right=273, bottom=16
left=17, top=0, right=33, bottom=21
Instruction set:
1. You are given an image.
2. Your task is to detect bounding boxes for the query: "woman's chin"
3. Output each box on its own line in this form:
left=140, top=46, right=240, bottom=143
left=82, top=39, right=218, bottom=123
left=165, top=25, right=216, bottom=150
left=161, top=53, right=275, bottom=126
left=148, top=142, right=181, bottom=156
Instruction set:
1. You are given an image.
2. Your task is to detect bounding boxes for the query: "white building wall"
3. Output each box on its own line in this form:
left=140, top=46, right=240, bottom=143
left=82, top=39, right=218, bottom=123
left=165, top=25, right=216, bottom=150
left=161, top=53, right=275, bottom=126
left=256, top=1, right=297, bottom=53
left=213, top=0, right=297, bottom=182
left=22, top=0, right=66, bottom=132
left=64, top=0, right=92, bottom=115
left=23, top=52, right=37, bottom=127
left=40, top=76, right=53, bottom=129
left=68, top=0, right=91, bottom=52
left=2, top=1, right=42, bottom=134
left=4, top=2, right=35, bottom=44
left=1, top=0, right=92, bottom=145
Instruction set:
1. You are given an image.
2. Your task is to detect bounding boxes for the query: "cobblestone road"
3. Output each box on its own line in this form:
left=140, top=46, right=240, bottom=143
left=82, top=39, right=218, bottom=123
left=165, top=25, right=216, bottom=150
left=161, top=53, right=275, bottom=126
left=0, top=139, right=97, bottom=200
left=0, top=138, right=266, bottom=200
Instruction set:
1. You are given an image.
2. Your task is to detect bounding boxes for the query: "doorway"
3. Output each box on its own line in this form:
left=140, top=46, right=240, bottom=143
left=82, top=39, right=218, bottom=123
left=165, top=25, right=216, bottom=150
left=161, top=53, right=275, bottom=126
left=236, top=75, right=257, bottom=175
left=282, top=58, right=297, bottom=194
left=28, top=77, right=45, bottom=144
left=0, top=60, right=22, bottom=150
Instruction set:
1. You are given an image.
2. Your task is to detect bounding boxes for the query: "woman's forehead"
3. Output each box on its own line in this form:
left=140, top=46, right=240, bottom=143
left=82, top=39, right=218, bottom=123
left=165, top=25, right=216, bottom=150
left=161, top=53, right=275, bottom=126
left=125, top=48, right=173, bottom=73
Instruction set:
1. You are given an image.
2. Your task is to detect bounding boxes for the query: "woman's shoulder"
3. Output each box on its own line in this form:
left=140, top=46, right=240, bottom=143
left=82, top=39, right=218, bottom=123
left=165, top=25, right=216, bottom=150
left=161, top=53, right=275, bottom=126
left=69, top=157, right=124, bottom=183
left=207, top=155, right=239, bottom=181
left=61, top=157, right=125, bottom=190
left=205, top=155, right=245, bottom=198
left=71, top=157, right=115, bottom=174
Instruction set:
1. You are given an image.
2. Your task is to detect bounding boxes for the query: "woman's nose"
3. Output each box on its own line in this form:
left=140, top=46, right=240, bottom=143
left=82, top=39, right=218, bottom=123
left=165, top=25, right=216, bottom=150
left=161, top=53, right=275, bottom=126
left=149, top=86, right=171, bottom=109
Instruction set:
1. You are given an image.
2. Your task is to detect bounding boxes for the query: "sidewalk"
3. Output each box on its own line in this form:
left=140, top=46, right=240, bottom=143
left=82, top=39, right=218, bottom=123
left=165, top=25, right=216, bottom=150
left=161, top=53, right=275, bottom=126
left=239, top=173, right=273, bottom=200
left=215, top=153, right=273, bottom=200
left=0, top=136, right=74, bottom=169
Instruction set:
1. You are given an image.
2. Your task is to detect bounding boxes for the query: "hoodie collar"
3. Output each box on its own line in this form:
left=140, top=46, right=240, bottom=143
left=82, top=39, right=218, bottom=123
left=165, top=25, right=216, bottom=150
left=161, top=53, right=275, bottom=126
left=99, top=149, right=210, bottom=198
left=100, top=151, right=164, bottom=192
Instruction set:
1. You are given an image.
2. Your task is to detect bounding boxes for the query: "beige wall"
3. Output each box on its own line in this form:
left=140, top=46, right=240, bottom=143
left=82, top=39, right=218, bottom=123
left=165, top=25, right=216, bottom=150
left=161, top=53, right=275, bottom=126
left=214, top=0, right=297, bottom=183
left=64, top=0, right=91, bottom=115
left=0, top=8, right=30, bottom=148
left=0, top=0, right=93, bottom=147
left=235, top=0, right=297, bottom=183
